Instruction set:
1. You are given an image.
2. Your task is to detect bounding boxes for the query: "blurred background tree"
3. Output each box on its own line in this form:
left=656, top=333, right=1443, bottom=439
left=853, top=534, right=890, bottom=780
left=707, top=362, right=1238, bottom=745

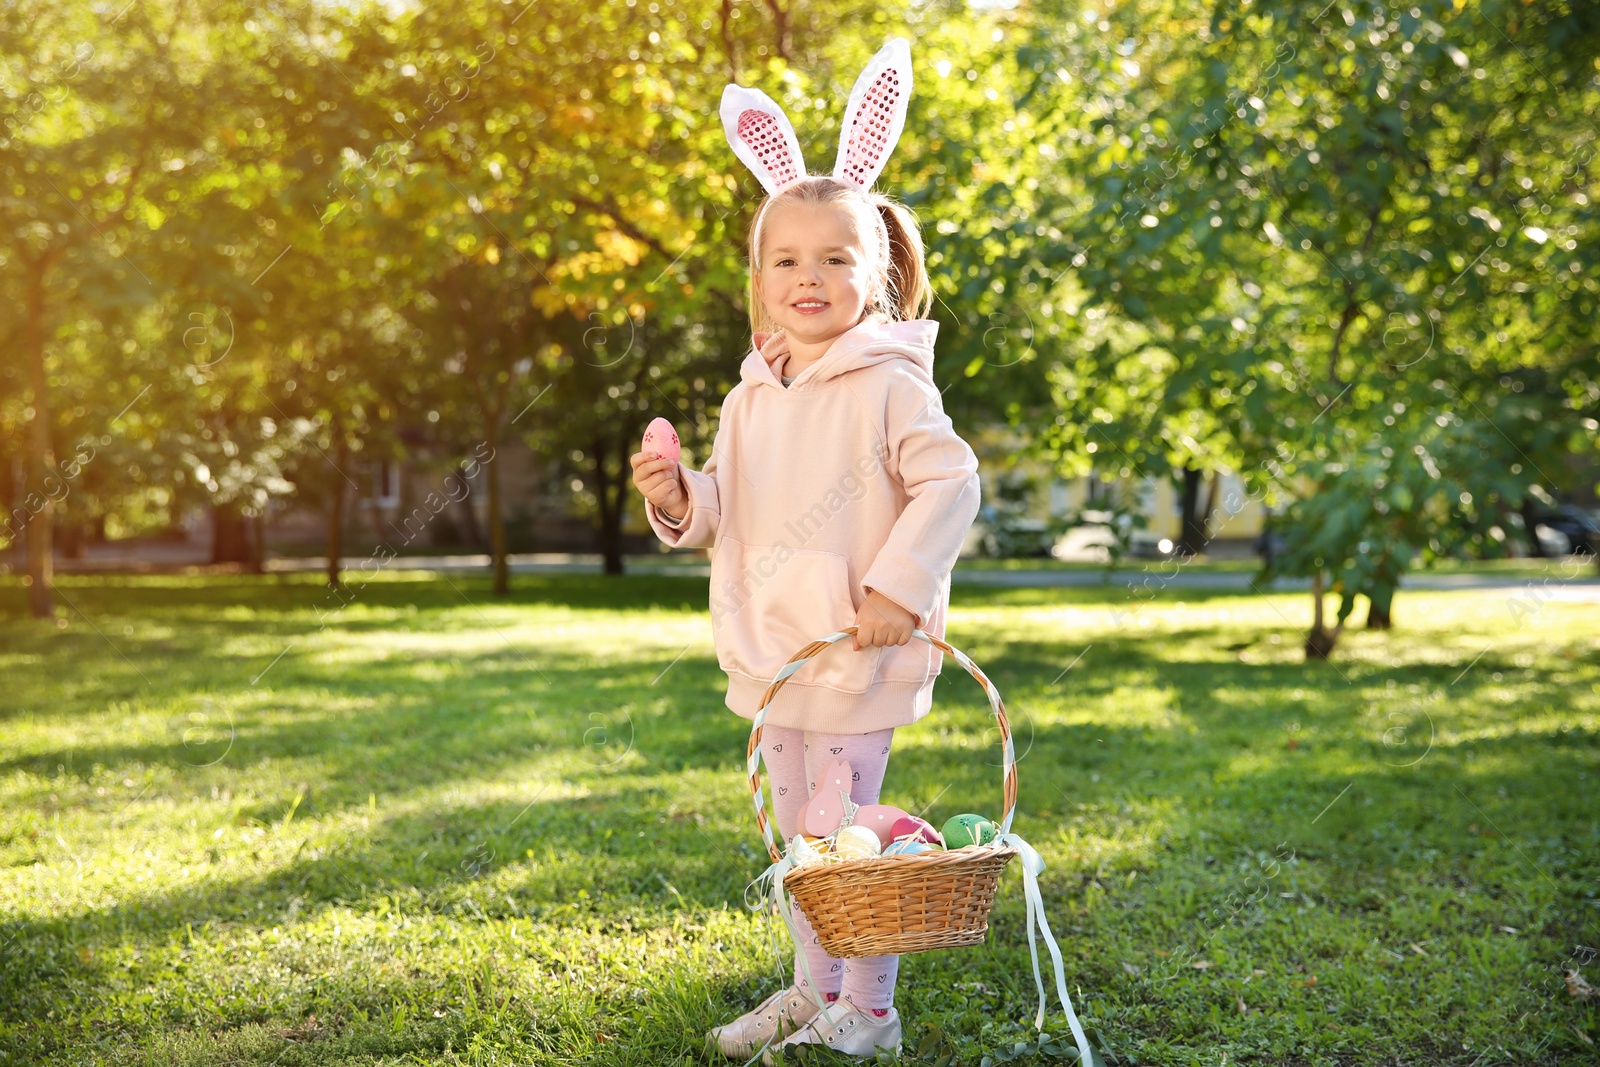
left=998, top=0, right=1599, bottom=656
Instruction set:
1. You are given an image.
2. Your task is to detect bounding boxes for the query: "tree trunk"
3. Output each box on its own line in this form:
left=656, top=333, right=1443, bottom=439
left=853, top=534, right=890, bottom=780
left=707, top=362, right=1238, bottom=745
left=23, top=257, right=58, bottom=619
left=762, top=0, right=791, bottom=60
left=58, top=521, right=84, bottom=560
left=455, top=489, right=486, bottom=548
left=592, top=432, right=625, bottom=575
left=1305, top=624, right=1340, bottom=658
left=1177, top=466, right=1205, bottom=556
left=211, top=503, right=252, bottom=565
left=1518, top=497, right=1547, bottom=558
left=1364, top=582, right=1395, bottom=630
left=486, top=434, right=508, bottom=595
left=248, top=513, right=266, bottom=575
left=1305, top=571, right=1342, bottom=659
left=1, top=455, right=18, bottom=562
left=1200, top=473, right=1218, bottom=540
left=326, top=443, right=349, bottom=588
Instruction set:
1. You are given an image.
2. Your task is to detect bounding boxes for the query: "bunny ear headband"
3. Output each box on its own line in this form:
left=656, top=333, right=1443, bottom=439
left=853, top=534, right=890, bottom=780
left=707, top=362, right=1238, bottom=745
left=719, top=37, right=913, bottom=196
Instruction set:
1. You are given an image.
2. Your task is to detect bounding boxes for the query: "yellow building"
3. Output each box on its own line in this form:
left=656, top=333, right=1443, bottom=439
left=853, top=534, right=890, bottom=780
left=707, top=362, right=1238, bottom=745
left=965, top=425, right=1270, bottom=559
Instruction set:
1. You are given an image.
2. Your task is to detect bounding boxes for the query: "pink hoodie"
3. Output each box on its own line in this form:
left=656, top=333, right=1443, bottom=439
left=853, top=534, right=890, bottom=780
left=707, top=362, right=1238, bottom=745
left=645, top=317, right=981, bottom=734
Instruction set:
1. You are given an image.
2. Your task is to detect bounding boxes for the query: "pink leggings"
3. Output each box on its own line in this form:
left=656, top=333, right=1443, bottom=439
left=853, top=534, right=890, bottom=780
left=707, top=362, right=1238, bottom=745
left=761, top=724, right=899, bottom=1010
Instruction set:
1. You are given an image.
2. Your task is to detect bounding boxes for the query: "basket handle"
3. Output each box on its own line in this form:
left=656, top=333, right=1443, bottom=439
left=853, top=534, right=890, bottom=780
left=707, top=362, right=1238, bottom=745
left=745, top=627, right=1018, bottom=864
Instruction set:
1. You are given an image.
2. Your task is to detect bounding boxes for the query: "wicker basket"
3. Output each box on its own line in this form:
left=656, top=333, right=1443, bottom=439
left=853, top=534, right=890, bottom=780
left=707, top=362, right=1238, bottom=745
left=746, top=627, right=1019, bottom=957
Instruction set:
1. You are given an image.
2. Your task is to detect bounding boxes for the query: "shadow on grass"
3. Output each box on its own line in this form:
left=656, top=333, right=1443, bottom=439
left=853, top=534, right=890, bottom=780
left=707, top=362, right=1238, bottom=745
left=6, top=586, right=1590, bottom=847
left=6, top=723, right=1595, bottom=1065
left=0, top=571, right=710, bottom=619
left=4, top=575, right=1597, bottom=1063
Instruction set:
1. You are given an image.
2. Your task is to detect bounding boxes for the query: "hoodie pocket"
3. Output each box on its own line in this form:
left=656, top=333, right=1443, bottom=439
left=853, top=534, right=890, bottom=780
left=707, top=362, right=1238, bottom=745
left=710, top=536, right=879, bottom=694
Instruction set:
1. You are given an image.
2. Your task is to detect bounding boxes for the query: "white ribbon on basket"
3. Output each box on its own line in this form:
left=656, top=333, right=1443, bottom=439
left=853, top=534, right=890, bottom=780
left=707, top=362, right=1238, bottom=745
left=746, top=835, right=1097, bottom=1067
left=740, top=627, right=1100, bottom=1066
left=994, top=832, right=1097, bottom=1066
left=742, top=850, right=837, bottom=1067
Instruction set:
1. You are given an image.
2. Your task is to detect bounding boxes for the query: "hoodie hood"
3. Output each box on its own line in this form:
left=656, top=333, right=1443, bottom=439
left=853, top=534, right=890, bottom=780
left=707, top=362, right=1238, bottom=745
left=740, top=317, right=939, bottom=390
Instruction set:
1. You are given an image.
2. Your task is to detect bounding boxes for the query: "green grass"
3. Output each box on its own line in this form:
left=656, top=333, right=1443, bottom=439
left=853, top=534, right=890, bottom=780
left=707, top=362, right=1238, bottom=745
left=1, top=572, right=1596, bottom=1066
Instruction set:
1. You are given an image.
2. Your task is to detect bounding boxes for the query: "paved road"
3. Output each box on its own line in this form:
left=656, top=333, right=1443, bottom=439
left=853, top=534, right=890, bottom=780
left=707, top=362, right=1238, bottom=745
left=29, top=548, right=1598, bottom=597
left=956, top=566, right=1600, bottom=595
left=248, top=552, right=1600, bottom=597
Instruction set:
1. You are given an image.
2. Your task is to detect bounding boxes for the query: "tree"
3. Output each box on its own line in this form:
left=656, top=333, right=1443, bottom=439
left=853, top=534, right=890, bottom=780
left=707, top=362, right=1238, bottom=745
left=1012, top=0, right=1599, bottom=656
left=0, top=0, right=376, bottom=607
left=0, top=0, right=182, bottom=616
left=359, top=0, right=917, bottom=582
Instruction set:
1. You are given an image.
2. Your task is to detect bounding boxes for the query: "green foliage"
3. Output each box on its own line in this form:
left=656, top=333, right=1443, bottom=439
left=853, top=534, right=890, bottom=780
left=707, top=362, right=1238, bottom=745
left=1, top=0, right=1595, bottom=629
left=3, top=0, right=1019, bottom=585
left=992, top=0, right=1600, bottom=642
left=1264, top=394, right=1566, bottom=622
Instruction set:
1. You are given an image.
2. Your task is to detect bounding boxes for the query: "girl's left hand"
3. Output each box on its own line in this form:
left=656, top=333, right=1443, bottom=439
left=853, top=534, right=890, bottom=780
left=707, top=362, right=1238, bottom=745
left=853, top=590, right=917, bottom=650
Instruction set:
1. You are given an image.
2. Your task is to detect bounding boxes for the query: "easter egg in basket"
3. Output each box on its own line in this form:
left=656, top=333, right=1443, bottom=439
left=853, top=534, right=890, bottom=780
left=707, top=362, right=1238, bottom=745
left=848, top=804, right=912, bottom=848
left=832, top=825, right=882, bottom=860
left=888, top=815, right=944, bottom=848
left=942, top=813, right=999, bottom=850
left=882, top=838, right=935, bottom=857
left=787, top=834, right=830, bottom=868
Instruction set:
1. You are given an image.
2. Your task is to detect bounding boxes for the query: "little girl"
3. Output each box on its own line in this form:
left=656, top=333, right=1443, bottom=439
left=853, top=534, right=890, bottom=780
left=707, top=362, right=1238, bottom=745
left=629, top=39, right=979, bottom=1061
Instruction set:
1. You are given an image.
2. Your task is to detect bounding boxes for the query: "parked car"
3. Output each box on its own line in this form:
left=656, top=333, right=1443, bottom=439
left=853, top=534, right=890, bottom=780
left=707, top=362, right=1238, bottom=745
left=965, top=504, right=1058, bottom=558
left=1532, top=505, right=1600, bottom=555
left=1051, top=508, right=1175, bottom=561
left=1255, top=527, right=1287, bottom=564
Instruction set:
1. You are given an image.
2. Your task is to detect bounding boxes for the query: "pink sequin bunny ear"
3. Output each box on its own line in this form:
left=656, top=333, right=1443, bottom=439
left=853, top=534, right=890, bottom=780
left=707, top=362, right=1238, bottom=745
left=720, top=83, right=808, bottom=197
left=832, top=37, right=913, bottom=190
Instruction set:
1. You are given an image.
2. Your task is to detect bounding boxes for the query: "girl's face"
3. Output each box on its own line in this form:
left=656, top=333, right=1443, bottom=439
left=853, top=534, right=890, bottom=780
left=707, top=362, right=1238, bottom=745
left=754, top=198, right=881, bottom=346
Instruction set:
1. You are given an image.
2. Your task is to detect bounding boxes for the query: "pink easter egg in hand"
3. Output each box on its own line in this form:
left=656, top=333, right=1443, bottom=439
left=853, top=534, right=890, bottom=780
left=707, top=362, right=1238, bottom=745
left=849, top=804, right=912, bottom=848
left=889, top=815, right=945, bottom=848
left=641, top=417, right=680, bottom=463
left=801, top=759, right=855, bottom=837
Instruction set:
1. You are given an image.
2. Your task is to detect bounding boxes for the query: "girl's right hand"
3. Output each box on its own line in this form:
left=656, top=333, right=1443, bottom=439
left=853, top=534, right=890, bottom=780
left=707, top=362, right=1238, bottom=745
left=630, top=450, right=688, bottom=516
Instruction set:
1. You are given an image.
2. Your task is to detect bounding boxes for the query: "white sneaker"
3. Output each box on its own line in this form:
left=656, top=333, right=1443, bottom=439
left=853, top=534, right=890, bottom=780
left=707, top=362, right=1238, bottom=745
left=707, top=984, right=828, bottom=1058
left=762, top=996, right=902, bottom=1063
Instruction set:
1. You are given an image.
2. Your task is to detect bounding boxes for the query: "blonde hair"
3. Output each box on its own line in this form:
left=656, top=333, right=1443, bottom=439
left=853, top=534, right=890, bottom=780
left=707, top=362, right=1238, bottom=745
left=746, top=176, right=932, bottom=337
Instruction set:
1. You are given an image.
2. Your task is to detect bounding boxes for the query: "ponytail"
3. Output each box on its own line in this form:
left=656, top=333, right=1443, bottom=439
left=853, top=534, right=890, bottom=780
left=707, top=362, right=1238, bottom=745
left=871, top=196, right=932, bottom=322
